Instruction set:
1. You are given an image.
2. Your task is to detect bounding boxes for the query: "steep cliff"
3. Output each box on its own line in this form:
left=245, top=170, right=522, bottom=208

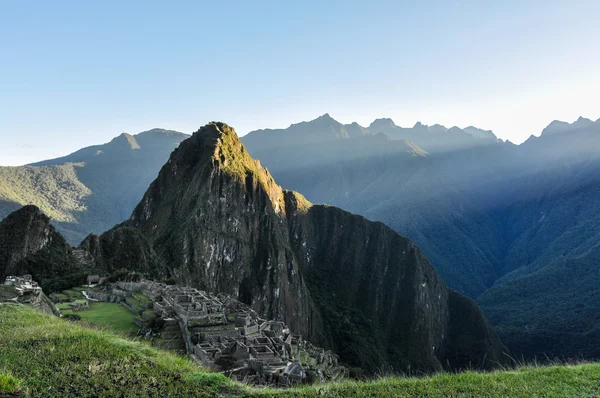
left=128, top=122, right=507, bottom=373
left=79, top=225, right=163, bottom=275
left=0, top=205, right=85, bottom=291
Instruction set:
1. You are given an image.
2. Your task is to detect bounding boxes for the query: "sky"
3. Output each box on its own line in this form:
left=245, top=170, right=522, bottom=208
left=1, top=0, right=599, bottom=166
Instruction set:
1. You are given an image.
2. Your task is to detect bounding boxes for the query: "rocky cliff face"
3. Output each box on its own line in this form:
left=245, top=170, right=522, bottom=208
left=79, top=225, right=163, bottom=275
left=128, top=122, right=507, bottom=373
left=0, top=206, right=84, bottom=291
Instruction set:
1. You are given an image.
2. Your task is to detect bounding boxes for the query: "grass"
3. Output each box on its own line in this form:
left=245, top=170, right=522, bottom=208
left=3, top=303, right=600, bottom=397
left=0, top=303, right=238, bottom=397
left=248, top=364, right=600, bottom=397
left=60, top=302, right=138, bottom=335
left=0, top=372, right=21, bottom=395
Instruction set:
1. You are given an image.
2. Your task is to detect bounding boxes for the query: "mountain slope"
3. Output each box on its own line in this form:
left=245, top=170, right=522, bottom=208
left=0, top=129, right=189, bottom=244
left=0, top=205, right=85, bottom=291
left=126, top=122, right=507, bottom=373
left=242, top=114, right=600, bottom=360
left=243, top=116, right=514, bottom=297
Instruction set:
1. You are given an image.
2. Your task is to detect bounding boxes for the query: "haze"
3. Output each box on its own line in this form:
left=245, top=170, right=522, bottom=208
left=1, top=0, right=599, bottom=166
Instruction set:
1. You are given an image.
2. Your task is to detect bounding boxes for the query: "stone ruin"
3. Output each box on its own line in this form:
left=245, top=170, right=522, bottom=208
left=1, top=275, right=60, bottom=316
left=90, top=279, right=347, bottom=386
left=3, top=275, right=42, bottom=294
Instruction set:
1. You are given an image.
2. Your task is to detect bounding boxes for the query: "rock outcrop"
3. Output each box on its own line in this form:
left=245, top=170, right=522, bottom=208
left=125, top=122, right=507, bottom=373
left=79, top=225, right=163, bottom=275
left=0, top=275, right=60, bottom=317
left=0, top=206, right=85, bottom=291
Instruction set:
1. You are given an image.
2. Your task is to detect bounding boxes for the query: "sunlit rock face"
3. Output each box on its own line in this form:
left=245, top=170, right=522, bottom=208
left=127, top=122, right=507, bottom=373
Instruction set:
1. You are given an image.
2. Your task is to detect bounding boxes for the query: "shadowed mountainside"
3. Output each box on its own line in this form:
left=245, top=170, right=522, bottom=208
left=242, top=114, right=600, bottom=360
left=0, top=205, right=86, bottom=291
left=0, top=129, right=189, bottom=245
left=122, top=122, right=507, bottom=373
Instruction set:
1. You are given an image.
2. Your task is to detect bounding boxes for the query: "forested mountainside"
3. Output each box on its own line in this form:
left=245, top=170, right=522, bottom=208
left=0, top=123, right=507, bottom=374
left=0, top=129, right=188, bottom=244
left=242, top=115, right=600, bottom=359
left=3, top=112, right=599, bottom=360
left=0, top=205, right=85, bottom=292
left=124, top=122, right=507, bottom=372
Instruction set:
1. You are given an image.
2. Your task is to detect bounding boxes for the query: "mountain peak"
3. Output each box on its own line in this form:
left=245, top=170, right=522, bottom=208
left=135, top=128, right=189, bottom=139
left=369, top=118, right=397, bottom=130
left=4, top=204, right=46, bottom=223
left=130, top=121, right=506, bottom=373
left=110, top=133, right=141, bottom=150
left=576, top=116, right=592, bottom=123
left=154, top=122, right=287, bottom=214
left=308, top=113, right=341, bottom=127
left=541, top=117, right=596, bottom=136
left=0, top=205, right=71, bottom=283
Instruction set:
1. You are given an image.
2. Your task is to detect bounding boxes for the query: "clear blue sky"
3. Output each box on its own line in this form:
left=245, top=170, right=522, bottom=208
left=1, top=0, right=599, bottom=165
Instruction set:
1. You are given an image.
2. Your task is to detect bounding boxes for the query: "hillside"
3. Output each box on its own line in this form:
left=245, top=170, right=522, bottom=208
left=0, top=120, right=506, bottom=376
left=0, top=129, right=188, bottom=244
left=124, top=122, right=506, bottom=373
left=242, top=116, right=514, bottom=297
left=0, top=206, right=85, bottom=292
left=241, top=114, right=600, bottom=360
left=2, top=304, right=600, bottom=397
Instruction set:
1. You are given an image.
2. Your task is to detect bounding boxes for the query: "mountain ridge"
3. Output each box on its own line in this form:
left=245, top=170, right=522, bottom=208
left=124, top=121, right=507, bottom=373
left=0, top=128, right=190, bottom=244
left=238, top=113, right=600, bottom=361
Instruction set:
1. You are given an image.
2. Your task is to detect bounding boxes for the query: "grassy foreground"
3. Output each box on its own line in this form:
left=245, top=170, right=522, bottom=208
left=2, top=303, right=600, bottom=397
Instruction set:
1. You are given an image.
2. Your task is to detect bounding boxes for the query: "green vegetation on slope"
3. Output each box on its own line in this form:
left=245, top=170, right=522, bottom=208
left=0, top=303, right=237, bottom=397
left=0, top=129, right=189, bottom=245
left=2, top=304, right=600, bottom=397
left=60, top=302, right=138, bottom=335
left=0, top=164, right=91, bottom=223
left=255, top=364, right=600, bottom=397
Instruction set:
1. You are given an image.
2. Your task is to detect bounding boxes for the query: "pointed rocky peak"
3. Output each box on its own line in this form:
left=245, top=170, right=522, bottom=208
left=573, top=116, right=594, bottom=127
left=429, top=124, right=449, bottom=134
left=343, top=121, right=370, bottom=137
left=369, top=118, right=397, bottom=130
left=131, top=122, right=299, bottom=229
left=168, top=122, right=245, bottom=172
left=0, top=205, right=71, bottom=282
left=317, top=113, right=334, bottom=121
left=303, top=113, right=344, bottom=131
left=463, top=126, right=498, bottom=140
left=108, top=133, right=141, bottom=150
left=1, top=205, right=49, bottom=227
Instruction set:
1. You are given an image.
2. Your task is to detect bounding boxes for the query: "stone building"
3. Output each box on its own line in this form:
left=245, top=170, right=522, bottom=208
left=91, top=279, right=347, bottom=386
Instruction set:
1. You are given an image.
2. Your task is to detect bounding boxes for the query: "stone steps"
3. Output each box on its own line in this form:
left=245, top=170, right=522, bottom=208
left=121, top=301, right=143, bottom=316
left=132, top=293, right=154, bottom=309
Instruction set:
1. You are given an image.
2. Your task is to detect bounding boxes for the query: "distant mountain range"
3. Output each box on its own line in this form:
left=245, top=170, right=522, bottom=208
left=0, top=123, right=508, bottom=374
left=0, top=129, right=189, bottom=244
left=242, top=114, right=600, bottom=360
left=1, top=114, right=600, bottom=360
